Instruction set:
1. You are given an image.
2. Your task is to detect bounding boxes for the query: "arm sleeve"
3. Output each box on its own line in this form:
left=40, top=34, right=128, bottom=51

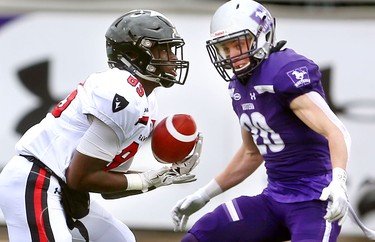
left=76, top=115, right=120, bottom=162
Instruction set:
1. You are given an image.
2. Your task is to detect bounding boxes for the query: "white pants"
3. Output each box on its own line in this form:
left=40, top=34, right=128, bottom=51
left=0, top=156, right=135, bottom=242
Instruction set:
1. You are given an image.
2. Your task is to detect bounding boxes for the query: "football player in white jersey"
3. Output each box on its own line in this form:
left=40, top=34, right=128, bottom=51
left=0, top=10, right=201, bottom=242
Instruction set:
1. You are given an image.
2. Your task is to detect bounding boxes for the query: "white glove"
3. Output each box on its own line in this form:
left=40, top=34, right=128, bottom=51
left=142, top=167, right=196, bottom=189
left=319, top=167, right=349, bottom=225
left=126, top=166, right=196, bottom=192
left=172, top=133, right=203, bottom=175
left=171, top=179, right=222, bottom=231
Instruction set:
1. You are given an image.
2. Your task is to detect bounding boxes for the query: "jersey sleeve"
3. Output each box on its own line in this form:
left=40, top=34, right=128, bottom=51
left=79, top=71, right=143, bottom=143
left=274, top=59, right=326, bottom=105
left=76, top=116, right=121, bottom=162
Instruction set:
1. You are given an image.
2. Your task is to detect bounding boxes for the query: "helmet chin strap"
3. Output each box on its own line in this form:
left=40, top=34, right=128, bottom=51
left=233, top=58, right=259, bottom=85
left=135, top=70, right=161, bottom=84
left=159, top=73, right=175, bottom=88
left=117, top=57, right=176, bottom=88
left=119, top=57, right=161, bottom=84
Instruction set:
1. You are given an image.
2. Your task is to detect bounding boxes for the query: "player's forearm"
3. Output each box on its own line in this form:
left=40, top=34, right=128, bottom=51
left=216, top=146, right=263, bottom=191
left=67, top=170, right=128, bottom=193
left=328, top=126, right=351, bottom=170
left=101, top=186, right=156, bottom=199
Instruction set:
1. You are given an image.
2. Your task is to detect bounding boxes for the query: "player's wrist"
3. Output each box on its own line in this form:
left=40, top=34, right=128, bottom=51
left=124, top=174, right=148, bottom=191
left=198, top=179, right=223, bottom=201
left=332, top=167, right=347, bottom=192
left=332, top=167, right=347, bottom=183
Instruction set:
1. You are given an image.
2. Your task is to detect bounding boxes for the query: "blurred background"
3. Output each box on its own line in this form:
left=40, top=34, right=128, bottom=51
left=1, top=0, right=375, bottom=241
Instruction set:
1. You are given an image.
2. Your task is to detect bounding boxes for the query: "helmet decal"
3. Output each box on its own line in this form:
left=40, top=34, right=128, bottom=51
left=251, top=6, right=272, bottom=33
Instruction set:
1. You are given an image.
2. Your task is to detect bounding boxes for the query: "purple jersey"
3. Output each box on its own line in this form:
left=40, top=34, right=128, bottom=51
left=229, top=48, right=332, bottom=203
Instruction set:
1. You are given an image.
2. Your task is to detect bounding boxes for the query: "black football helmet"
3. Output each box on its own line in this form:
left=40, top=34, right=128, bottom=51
left=106, top=10, right=189, bottom=88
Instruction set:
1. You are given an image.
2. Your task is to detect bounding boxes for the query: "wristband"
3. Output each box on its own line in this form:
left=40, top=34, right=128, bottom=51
left=198, top=179, right=223, bottom=200
left=124, top=174, right=145, bottom=191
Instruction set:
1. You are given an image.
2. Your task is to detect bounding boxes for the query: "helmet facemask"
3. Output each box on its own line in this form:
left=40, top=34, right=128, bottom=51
left=147, top=38, right=189, bottom=88
left=207, top=30, right=256, bottom=82
left=207, top=19, right=274, bottom=83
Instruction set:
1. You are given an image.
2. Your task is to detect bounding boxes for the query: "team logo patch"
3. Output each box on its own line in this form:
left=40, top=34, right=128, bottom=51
left=112, top=94, right=129, bottom=113
left=287, top=66, right=311, bottom=88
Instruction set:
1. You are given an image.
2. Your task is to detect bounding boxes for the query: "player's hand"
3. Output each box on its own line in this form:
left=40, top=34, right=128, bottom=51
left=141, top=167, right=196, bottom=191
left=171, top=189, right=210, bottom=231
left=172, top=133, right=203, bottom=175
left=319, top=167, right=349, bottom=225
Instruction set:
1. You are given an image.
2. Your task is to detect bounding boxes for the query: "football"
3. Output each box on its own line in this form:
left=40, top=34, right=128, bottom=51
left=151, top=114, right=198, bottom=163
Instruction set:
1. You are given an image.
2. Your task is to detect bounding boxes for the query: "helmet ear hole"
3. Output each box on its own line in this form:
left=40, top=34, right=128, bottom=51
left=265, top=32, right=271, bottom=41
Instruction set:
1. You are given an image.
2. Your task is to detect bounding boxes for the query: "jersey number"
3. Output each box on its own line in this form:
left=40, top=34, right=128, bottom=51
left=51, top=89, right=78, bottom=118
left=127, top=76, right=145, bottom=97
left=103, top=142, right=140, bottom=171
left=240, top=112, right=285, bottom=154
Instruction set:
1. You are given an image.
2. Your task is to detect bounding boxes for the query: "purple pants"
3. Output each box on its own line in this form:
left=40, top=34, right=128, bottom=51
left=184, top=194, right=340, bottom=242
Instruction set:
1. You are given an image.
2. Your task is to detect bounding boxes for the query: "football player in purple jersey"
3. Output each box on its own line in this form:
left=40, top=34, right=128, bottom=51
left=0, top=10, right=202, bottom=242
left=172, top=0, right=351, bottom=241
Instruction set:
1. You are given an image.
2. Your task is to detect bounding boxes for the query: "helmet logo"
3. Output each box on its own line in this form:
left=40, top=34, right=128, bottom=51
left=251, top=6, right=272, bottom=33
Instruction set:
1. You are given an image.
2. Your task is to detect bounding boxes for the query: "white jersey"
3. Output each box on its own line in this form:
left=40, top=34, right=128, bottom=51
left=15, top=68, right=158, bottom=180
